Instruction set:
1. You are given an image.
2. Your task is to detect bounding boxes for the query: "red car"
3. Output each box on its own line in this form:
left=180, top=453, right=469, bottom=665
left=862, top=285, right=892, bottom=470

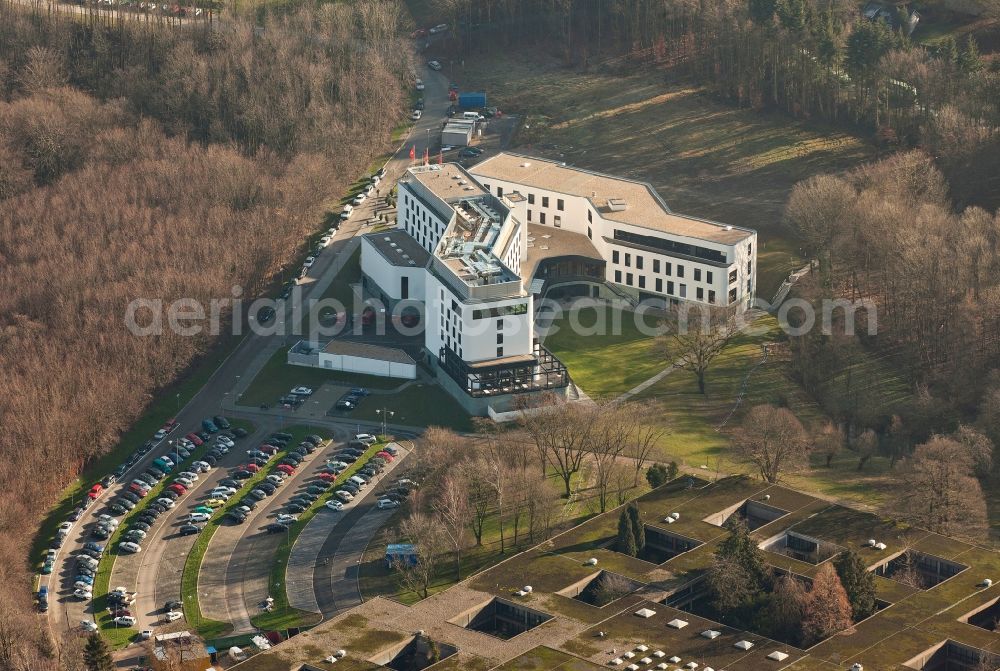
left=185, top=433, right=203, bottom=446
left=376, top=451, right=394, bottom=462
left=259, top=445, right=279, bottom=455
left=128, top=484, right=149, bottom=497
left=318, top=472, right=336, bottom=481
left=162, top=419, right=178, bottom=432
left=276, top=464, right=295, bottom=476
left=245, top=464, right=260, bottom=473
left=88, top=484, right=104, bottom=500
left=168, top=484, right=187, bottom=496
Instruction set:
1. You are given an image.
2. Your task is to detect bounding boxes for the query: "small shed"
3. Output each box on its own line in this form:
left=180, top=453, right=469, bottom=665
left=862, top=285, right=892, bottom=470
left=385, top=543, right=418, bottom=568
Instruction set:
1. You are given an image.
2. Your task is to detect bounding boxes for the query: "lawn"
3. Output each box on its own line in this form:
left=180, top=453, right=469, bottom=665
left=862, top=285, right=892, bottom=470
left=446, top=51, right=875, bottom=299
left=541, top=305, right=665, bottom=399
left=181, top=425, right=316, bottom=638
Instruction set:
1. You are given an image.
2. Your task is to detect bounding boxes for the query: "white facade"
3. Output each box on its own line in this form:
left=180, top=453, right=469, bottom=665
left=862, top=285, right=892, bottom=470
left=470, top=153, right=757, bottom=310
left=317, top=350, right=416, bottom=379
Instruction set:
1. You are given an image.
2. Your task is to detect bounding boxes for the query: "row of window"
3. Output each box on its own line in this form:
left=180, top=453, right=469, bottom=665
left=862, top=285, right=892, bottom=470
left=484, top=183, right=565, bottom=213
left=472, top=303, right=528, bottom=319
left=611, top=250, right=716, bottom=283
left=613, top=270, right=718, bottom=303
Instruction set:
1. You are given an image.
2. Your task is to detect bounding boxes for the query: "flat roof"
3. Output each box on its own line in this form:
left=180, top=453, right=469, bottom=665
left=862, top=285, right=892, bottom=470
left=470, top=153, right=753, bottom=246
left=363, top=229, right=430, bottom=268
left=409, top=163, right=487, bottom=203
left=522, top=224, right=604, bottom=282
left=322, top=340, right=415, bottom=365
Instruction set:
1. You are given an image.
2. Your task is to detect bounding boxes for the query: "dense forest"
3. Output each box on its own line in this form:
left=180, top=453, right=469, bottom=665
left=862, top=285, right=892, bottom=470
left=429, top=0, right=1000, bottom=205
left=0, top=2, right=409, bottom=667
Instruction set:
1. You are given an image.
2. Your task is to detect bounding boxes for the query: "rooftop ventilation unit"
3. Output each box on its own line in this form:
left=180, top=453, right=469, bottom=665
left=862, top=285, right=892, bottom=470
left=607, top=198, right=627, bottom=212
left=521, top=162, right=531, bottom=168
left=383, top=236, right=391, bottom=241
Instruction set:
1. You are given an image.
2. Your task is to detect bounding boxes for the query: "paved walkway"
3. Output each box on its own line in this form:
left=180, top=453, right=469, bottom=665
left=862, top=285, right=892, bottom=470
left=285, top=442, right=410, bottom=615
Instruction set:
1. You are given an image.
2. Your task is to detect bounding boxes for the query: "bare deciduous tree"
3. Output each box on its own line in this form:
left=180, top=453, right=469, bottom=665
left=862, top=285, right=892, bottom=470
left=660, top=305, right=741, bottom=394
left=732, top=405, right=810, bottom=483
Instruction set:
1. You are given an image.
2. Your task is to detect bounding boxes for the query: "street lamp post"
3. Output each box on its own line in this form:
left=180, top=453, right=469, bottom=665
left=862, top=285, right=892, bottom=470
left=376, top=408, right=394, bottom=439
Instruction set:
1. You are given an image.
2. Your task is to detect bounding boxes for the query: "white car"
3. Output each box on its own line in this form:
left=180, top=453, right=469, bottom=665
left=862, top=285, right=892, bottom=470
left=325, top=500, right=344, bottom=511
left=119, top=542, right=142, bottom=554
left=212, top=486, right=237, bottom=496
left=415, top=78, right=424, bottom=90
left=266, top=475, right=285, bottom=486
left=192, top=461, right=211, bottom=472
left=81, top=620, right=98, bottom=632
left=411, top=109, right=423, bottom=120
left=126, top=529, right=147, bottom=540
left=114, top=616, right=137, bottom=627
left=335, top=490, right=354, bottom=503
left=318, top=235, right=333, bottom=247
left=188, top=512, right=211, bottom=523
left=441, top=145, right=455, bottom=152
left=303, top=256, right=316, bottom=268
left=153, top=429, right=168, bottom=441
left=427, top=60, right=442, bottom=71
left=58, top=521, right=74, bottom=536
left=174, top=477, right=194, bottom=488
left=276, top=514, right=298, bottom=524
left=291, top=386, right=314, bottom=396
left=377, top=499, right=400, bottom=510
left=355, top=433, right=377, bottom=444
left=75, top=580, right=94, bottom=590
left=73, top=589, right=93, bottom=600
left=98, top=515, right=120, bottom=528
left=352, top=192, right=367, bottom=205
left=154, top=498, right=175, bottom=509
left=164, top=611, right=183, bottom=622
left=429, top=23, right=448, bottom=34
left=208, top=491, right=232, bottom=500
left=349, top=475, right=368, bottom=487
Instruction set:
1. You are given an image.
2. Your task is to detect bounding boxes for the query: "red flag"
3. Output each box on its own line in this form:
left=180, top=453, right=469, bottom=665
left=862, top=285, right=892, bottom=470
left=423, top=147, right=429, bottom=165
left=437, top=151, right=443, bottom=165
left=409, top=145, right=415, bottom=160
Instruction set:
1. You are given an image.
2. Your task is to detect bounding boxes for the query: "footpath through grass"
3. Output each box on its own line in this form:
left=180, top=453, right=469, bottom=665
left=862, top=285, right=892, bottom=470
left=180, top=425, right=316, bottom=638
left=251, top=440, right=388, bottom=631
left=92, top=417, right=253, bottom=647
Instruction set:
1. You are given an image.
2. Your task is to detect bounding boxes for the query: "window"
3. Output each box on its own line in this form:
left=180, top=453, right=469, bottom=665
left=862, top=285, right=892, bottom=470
left=694, top=269, right=701, bottom=281
left=542, top=196, right=549, bottom=208
left=472, top=303, right=528, bottom=319
left=540, top=212, right=546, bottom=225
left=625, top=253, right=631, bottom=267
left=729, top=269, right=738, bottom=283
left=615, top=270, right=622, bottom=283
left=497, top=347, right=504, bottom=358
left=626, top=273, right=634, bottom=286
left=497, top=333, right=504, bottom=344
left=612, top=229, right=727, bottom=263
left=729, top=288, right=737, bottom=302
left=708, top=290, right=716, bottom=303
left=667, top=281, right=675, bottom=295
left=653, top=259, right=660, bottom=273
left=679, top=284, right=687, bottom=298
left=556, top=199, right=564, bottom=211
left=587, top=226, right=592, bottom=240
left=747, top=260, right=752, bottom=274
left=451, top=299, right=460, bottom=312
left=638, top=276, right=646, bottom=289
left=528, top=193, right=535, bottom=205
left=587, top=209, right=592, bottom=223
left=665, top=262, right=672, bottom=276
left=497, top=319, right=504, bottom=330
left=613, top=250, right=620, bottom=264
left=697, top=287, right=704, bottom=300
left=527, top=209, right=533, bottom=222
left=707, top=271, right=713, bottom=284
left=400, top=276, right=409, bottom=299
left=656, top=278, right=663, bottom=293
left=636, top=256, right=644, bottom=270
left=554, top=215, right=562, bottom=228
left=497, top=187, right=504, bottom=198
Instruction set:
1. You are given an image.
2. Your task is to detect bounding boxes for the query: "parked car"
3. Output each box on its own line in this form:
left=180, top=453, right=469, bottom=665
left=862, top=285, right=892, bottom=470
left=286, top=502, right=307, bottom=514
left=334, top=490, right=354, bottom=503
left=427, top=60, right=442, bottom=70
left=265, top=523, right=290, bottom=534
left=119, top=542, right=142, bottom=554
left=114, top=616, right=137, bottom=627
left=188, top=512, right=211, bottom=523
left=233, top=427, right=249, bottom=439
left=415, top=78, right=424, bottom=90
left=213, top=416, right=231, bottom=430
left=325, top=500, right=344, bottom=511
left=179, top=524, right=202, bottom=536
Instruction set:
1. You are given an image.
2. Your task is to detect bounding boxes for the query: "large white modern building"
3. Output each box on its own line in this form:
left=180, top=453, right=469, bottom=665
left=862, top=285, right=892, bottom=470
left=358, top=155, right=756, bottom=413
left=469, top=153, right=757, bottom=311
